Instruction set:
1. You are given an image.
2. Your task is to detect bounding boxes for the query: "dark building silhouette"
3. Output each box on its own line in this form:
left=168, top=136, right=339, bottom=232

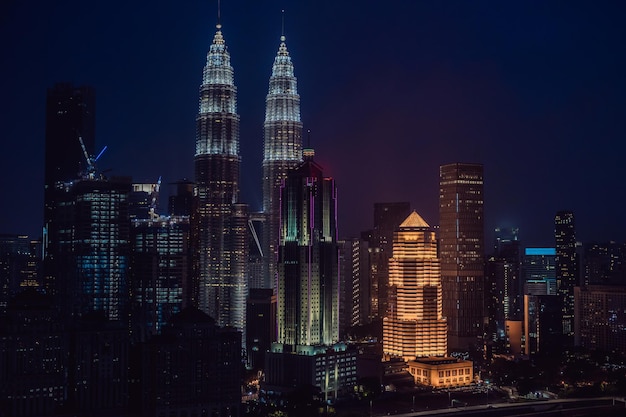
left=582, top=241, right=626, bottom=285
left=524, top=294, right=562, bottom=356
left=362, top=202, right=411, bottom=320
left=555, top=210, right=576, bottom=342
left=130, top=215, right=190, bottom=341
left=68, top=312, right=129, bottom=414
left=43, top=83, right=95, bottom=298
left=246, top=288, right=275, bottom=370
left=141, top=307, right=242, bottom=417
left=169, top=179, right=195, bottom=216
left=575, top=285, right=626, bottom=355
left=0, top=290, right=67, bottom=417
left=439, top=163, right=485, bottom=351
left=0, top=235, right=41, bottom=313
left=486, top=227, right=522, bottom=345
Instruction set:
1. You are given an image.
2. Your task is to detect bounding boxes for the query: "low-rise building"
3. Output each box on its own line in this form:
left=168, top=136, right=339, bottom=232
left=407, top=357, right=473, bottom=388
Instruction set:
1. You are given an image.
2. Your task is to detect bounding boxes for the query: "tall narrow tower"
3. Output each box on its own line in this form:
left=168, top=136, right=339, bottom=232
left=43, top=83, right=95, bottom=298
left=194, top=17, right=245, bottom=333
left=439, top=163, right=485, bottom=351
left=276, top=149, right=338, bottom=347
left=262, top=24, right=303, bottom=289
left=555, top=210, right=576, bottom=341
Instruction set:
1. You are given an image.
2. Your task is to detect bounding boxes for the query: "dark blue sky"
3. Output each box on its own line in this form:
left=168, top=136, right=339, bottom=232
left=2, top=1, right=625, bottom=248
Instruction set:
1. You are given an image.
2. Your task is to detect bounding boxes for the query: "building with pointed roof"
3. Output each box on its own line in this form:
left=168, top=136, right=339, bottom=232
left=193, top=18, right=247, bottom=339
left=262, top=29, right=303, bottom=290
left=383, top=211, right=447, bottom=361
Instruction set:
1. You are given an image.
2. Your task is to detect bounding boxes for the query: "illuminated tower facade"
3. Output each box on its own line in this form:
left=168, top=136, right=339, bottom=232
left=383, top=211, right=447, bottom=361
left=194, top=21, right=247, bottom=334
left=276, top=150, right=338, bottom=347
left=555, top=210, right=576, bottom=341
left=439, top=163, right=485, bottom=351
left=262, top=32, right=303, bottom=289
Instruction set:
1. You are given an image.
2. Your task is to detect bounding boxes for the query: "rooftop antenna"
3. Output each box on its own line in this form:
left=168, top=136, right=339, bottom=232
left=281, top=9, right=285, bottom=41
left=217, top=0, right=222, bottom=29
left=303, top=129, right=314, bottom=159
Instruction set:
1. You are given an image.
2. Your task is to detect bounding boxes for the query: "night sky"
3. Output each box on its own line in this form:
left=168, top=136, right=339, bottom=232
left=2, top=1, right=626, bottom=248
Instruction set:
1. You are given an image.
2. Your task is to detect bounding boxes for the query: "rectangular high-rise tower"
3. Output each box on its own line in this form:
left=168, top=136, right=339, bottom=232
left=43, top=83, right=95, bottom=298
left=276, top=150, right=339, bottom=347
left=555, top=210, right=576, bottom=342
left=439, top=163, right=485, bottom=351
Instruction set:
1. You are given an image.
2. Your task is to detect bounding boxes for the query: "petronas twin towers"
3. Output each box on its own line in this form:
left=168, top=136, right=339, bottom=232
left=194, top=18, right=302, bottom=334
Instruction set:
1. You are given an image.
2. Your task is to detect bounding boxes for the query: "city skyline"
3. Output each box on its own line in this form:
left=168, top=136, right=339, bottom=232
left=2, top=1, right=626, bottom=247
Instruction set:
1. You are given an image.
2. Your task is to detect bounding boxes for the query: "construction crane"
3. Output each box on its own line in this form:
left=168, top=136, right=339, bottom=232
left=78, top=136, right=107, bottom=179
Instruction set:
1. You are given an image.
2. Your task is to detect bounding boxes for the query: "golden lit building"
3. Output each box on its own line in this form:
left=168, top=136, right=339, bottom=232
left=407, top=357, right=473, bottom=388
left=383, top=211, right=447, bottom=361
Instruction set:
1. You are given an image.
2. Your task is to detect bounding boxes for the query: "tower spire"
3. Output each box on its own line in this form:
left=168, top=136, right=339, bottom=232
left=281, top=9, right=285, bottom=41
left=217, top=0, right=222, bottom=29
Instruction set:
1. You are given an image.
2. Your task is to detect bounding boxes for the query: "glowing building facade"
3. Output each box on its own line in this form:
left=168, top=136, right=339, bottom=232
left=383, top=211, right=447, bottom=361
left=276, top=150, right=339, bottom=348
left=193, top=21, right=247, bottom=335
left=262, top=33, right=303, bottom=289
left=439, top=163, right=485, bottom=351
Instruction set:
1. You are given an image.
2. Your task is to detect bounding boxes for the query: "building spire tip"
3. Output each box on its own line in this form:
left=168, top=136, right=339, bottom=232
left=280, top=9, right=285, bottom=41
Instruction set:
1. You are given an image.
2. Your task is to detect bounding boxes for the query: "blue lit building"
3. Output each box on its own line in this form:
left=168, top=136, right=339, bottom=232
left=55, top=176, right=131, bottom=321
left=523, top=248, right=557, bottom=294
left=130, top=215, right=190, bottom=340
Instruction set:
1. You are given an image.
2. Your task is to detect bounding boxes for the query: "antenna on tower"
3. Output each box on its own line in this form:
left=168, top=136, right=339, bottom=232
left=303, top=129, right=314, bottom=159
left=281, top=9, right=285, bottom=40
left=216, top=0, right=222, bottom=29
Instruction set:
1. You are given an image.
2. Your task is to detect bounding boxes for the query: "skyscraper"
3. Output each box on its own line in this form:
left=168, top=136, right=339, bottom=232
left=130, top=215, right=190, bottom=339
left=43, top=83, right=95, bottom=298
left=555, top=210, right=576, bottom=340
left=193, top=19, right=247, bottom=334
left=383, top=211, right=447, bottom=361
left=276, top=149, right=338, bottom=347
left=439, top=163, right=485, bottom=351
left=368, top=202, right=411, bottom=319
left=55, top=176, right=132, bottom=321
left=262, top=30, right=303, bottom=290
left=486, top=227, right=522, bottom=343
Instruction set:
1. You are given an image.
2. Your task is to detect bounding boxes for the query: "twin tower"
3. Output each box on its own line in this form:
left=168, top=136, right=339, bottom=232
left=193, top=19, right=307, bottom=337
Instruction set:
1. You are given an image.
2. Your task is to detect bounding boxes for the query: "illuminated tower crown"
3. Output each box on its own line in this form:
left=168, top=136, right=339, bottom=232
left=262, top=27, right=303, bottom=289
left=194, top=19, right=245, bottom=335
